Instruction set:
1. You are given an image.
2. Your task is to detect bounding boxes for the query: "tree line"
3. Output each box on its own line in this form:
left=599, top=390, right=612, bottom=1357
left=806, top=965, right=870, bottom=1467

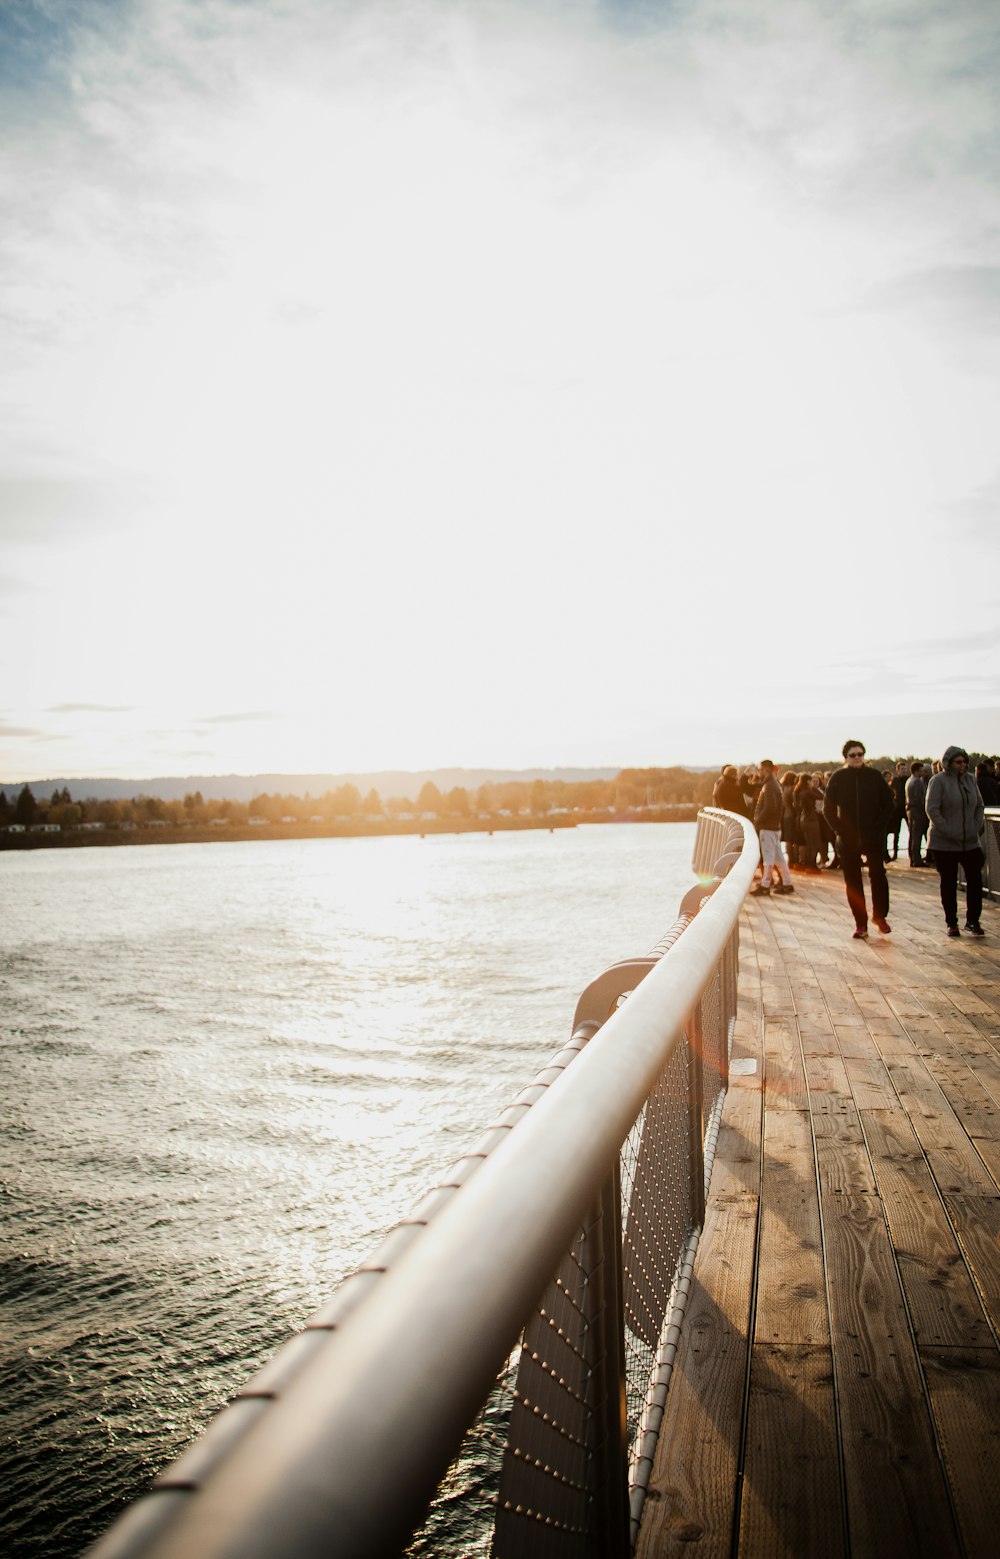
left=11, top=758, right=944, bottom=833
left=0, top=767, right=723, bottom=831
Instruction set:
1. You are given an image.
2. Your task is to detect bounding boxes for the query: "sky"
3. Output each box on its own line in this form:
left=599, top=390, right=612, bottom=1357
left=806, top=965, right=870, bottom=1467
left=1, top=0, right=998, bottom=782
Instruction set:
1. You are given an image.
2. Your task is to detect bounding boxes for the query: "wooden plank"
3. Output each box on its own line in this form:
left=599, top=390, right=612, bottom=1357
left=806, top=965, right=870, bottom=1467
left=965, top=1047, right=1000, bottom=1104
left=755, top=1108, right=828, bottom=1346
left=919, top=1052, right=1000, bottom=1140
left=710, top=1078, right=762, bottom=1201
left=763, top=1020, right=808, bottom=1112
left=860, top=1111, right=995, bottom=1347
left=820, top=1194, right=961, bottom=1556
left=843, top=1054, right=897, bottom=1111
left=966, top=1134, right=1000, bottom=1193
left=938, top=1192, right=1000, bottom=1334
left=737, top=1343, right=843, bottom=1559
left=832, top=1024, right=877, bottom=1061
left=880, top=1055, right=998, bottom=1192
left=920, top=1347, right=1000, bottom=1559
left=934, top=985, right=997, bottom=1017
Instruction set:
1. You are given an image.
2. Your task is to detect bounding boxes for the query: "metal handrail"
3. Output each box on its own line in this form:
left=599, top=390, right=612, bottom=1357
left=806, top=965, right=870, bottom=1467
left=87, top=809, right=758, bottom=1559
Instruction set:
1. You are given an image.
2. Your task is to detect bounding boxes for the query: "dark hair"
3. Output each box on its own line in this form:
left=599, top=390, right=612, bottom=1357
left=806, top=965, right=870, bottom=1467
left=842, top=739, right=865, bottom=759
left=910, top=761, right=924, bottom=774
left=760, top=758, right=774, bottom=770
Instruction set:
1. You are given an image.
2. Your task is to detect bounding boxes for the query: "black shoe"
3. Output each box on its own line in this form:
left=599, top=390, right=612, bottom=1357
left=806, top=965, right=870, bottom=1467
left=965, top=922, right=985, bottom=936
left=774, top=884, right=795, bottom=894
left=750, top=885, right=771, bottom=896
left=947, top=925, right=961, bottom=938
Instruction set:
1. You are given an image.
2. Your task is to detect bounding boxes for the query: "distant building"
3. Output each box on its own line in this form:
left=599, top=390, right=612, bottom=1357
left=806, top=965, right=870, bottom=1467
left=78, top=821, right=105, bottom=831
left=248, top=817, right=269, bottom=827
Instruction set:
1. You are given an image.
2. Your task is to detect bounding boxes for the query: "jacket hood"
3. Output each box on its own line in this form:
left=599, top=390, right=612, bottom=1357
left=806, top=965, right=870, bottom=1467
left=942, top=744, right=969, bottom=770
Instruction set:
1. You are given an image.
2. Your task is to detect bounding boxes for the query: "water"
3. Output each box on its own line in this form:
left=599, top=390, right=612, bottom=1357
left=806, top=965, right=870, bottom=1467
left=0, top=823, right=697, bottom=1557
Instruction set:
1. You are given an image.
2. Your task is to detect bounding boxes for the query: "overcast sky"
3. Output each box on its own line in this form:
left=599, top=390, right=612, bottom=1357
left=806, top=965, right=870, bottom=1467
left=2, top=0, right=998, bottom=781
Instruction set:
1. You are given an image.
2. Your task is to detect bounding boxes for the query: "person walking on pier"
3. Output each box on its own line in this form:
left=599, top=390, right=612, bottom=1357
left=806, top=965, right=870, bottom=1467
left=751, top=759, right=794, bottom=896
left=905, top=761, right=930, bottom=866
left=889, top=760, right=909, bottom=860
left=926, top=746, right=986, bottom=936
left=823, top=740, right=894, bottom=938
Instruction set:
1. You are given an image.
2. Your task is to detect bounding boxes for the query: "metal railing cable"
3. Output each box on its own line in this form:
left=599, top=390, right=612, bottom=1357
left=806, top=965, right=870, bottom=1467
left=86, top=809, right=758, bottom=1559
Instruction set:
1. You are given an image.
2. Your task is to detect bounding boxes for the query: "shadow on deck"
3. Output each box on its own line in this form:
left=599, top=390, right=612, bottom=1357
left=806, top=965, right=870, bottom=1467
left=637, top=863, right=1000, bottom=1559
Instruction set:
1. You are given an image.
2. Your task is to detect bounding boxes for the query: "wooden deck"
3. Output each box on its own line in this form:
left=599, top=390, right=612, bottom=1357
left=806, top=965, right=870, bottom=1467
left=637, top=863, right=1000, bottom=1559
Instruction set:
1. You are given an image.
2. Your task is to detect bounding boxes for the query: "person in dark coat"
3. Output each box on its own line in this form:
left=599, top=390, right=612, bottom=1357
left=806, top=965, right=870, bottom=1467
left=889, top=760, right=909, bottom=859
left=780, top=771, right=801, bottom=867
left=823, top=739, right=895, bottom=939
left=712, top=765, right=748, bottom=816
left=927, top=746, right=986, bottom=936
left=975, top=761, right=1000, bottom=807
left=905, top=761, right=930, bottom=867
left=794, top=774, right=823, bottom=871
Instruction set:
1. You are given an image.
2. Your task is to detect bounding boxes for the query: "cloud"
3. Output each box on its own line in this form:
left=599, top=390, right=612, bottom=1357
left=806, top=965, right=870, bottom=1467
left=0, top=718, right=47, bottom=739
left=0, top=472, right=148, bottom=544
left=941, top=475, right=1000, bottom=540
left=195, top=711, right=280, bottom=726
left=0, top=1, right=997, bottom=777
left=47, top=702, right=136, bottom=714
left=847, top=265, right=1000, bottom=333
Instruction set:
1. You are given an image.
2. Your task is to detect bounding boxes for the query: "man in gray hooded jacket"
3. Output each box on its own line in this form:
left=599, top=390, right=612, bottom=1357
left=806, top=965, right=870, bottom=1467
left=926, top=745, right=985, bottom=935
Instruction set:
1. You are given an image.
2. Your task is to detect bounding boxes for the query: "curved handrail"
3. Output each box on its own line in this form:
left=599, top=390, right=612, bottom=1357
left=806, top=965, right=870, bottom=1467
left=87, top=809, right=758, bottom=1559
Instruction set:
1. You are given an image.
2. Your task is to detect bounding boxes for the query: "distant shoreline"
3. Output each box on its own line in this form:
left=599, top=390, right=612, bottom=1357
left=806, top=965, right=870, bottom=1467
left=0, top=809, right=698, bottom=852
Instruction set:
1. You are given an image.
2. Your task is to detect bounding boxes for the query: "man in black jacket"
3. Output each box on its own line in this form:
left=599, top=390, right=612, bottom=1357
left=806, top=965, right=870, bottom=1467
left=823, top=740, right=895, bottom=938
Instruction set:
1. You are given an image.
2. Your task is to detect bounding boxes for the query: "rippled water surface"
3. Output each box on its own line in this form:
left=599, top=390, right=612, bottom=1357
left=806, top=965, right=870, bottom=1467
left=1, top=824, right=696, bottom=1557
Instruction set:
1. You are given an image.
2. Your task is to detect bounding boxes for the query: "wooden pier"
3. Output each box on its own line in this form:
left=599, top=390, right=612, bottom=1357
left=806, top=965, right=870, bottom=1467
left=637, top=863, right=1000, bottom=1558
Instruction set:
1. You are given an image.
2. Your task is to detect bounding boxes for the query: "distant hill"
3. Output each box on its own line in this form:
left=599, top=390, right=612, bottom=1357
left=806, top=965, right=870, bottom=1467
left=0, top=767, right=620, bottom=804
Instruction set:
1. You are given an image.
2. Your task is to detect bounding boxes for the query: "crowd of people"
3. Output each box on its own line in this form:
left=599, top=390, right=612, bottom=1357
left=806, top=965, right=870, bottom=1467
left=712, top=743, right=998, bottom=940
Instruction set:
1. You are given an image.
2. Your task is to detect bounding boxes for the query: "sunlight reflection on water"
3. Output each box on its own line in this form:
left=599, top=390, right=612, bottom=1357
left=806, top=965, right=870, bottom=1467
left=1, top=824, right=696, bottom=1557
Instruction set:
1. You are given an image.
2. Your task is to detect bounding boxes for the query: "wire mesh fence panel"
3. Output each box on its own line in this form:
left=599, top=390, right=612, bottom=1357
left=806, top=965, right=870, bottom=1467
left=620, top=1035, right=693, bottom=1441
left=492, top=1203, right=620, bottom=1558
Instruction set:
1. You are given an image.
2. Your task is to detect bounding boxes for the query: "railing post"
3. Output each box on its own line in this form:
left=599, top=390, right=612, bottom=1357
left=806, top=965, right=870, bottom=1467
left=592, top=1162, right=630, bottom=1559
left=687, top=1001, right=706, bottom=1227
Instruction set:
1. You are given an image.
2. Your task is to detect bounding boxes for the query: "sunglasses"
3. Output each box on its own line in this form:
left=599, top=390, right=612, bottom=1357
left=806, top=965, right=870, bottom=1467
left=846, top=750, right=864, bottom=758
